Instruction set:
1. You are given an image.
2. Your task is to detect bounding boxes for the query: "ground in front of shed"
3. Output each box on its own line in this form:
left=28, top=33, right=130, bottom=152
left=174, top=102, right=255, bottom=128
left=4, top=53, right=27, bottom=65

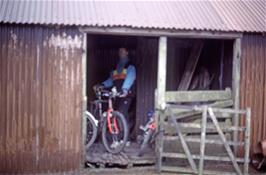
left=83, top=165, right=262, bottom=175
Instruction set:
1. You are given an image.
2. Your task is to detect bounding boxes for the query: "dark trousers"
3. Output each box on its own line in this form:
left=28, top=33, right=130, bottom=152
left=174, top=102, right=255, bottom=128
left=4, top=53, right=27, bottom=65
left=115, top=97, right=134, bottom=136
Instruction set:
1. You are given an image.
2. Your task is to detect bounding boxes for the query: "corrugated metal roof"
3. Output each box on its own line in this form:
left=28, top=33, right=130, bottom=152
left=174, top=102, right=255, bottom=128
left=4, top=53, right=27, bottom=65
left=0, top=0, right=265, bottom=32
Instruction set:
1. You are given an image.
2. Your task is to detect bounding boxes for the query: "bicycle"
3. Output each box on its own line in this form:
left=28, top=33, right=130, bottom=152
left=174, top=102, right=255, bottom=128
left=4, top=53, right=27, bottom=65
left=137, top=110, right=164, bottom=157
left=85, top=87, right=129, bottom=154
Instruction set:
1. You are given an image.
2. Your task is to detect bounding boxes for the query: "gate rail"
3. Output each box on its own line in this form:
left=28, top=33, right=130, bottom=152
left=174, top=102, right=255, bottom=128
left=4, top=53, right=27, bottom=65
left=157, top=104, right=251, bottom=175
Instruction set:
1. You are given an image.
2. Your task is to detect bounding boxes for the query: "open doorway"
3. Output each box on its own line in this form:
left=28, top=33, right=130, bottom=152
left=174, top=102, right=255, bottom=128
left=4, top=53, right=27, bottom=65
left=166, top=38, right=234, bottom=91
left=86, top=36, right=234, bottom=128
left=84, top=34, right=235, bottom=168
left=86, top=35, right=159, bottom=141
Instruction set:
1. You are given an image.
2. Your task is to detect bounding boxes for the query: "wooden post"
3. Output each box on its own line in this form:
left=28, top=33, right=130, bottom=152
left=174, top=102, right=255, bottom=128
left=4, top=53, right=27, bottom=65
left=199, top=106, right=207, bottom=175
left=155, top=36, right=167, bottom=172
left=81, top=33, right=87, bottom=169
left=157, top=36, right=167, bottom=109
left=232, top=38, right=241, bottom=150
left=244, top=108, right=251, bottom=175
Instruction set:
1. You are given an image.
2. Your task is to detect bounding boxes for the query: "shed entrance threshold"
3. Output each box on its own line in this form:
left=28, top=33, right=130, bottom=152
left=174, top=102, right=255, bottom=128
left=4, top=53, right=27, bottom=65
left=86, top=142, right=155, bottom=168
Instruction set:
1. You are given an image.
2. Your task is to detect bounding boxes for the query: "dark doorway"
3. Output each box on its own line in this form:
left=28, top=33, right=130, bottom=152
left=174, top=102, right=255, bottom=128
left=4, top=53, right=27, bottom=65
left=86, top=35, right=158, bottom=139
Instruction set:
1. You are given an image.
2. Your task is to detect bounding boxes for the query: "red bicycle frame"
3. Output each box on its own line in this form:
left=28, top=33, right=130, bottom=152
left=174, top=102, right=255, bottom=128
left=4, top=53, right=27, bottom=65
left=107, top=98, right=119, bottom=134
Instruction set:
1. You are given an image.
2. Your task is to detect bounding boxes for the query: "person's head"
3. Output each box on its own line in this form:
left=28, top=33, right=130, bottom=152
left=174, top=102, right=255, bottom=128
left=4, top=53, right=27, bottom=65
left=118, top=47, right=129, bottom=63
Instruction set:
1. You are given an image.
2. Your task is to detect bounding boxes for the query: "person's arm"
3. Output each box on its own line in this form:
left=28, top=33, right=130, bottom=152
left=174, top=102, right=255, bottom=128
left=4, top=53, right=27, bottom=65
left=102, top=71, right=113, bottom=88
left=122, top=65, right=136, bottom=91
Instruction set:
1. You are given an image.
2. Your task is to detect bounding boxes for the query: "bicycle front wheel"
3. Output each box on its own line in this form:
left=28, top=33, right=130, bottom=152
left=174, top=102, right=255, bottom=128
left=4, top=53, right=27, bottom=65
left=102, top=111, right=128, bottom=154
left=85, top=111, right=98, bottom=150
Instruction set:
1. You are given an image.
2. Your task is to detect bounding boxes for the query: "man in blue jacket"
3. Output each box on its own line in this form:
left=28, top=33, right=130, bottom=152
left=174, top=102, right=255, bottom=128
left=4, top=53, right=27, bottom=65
left=95, top=47, right=136, bottom=144
left=102, top=47, right=136, bottom=98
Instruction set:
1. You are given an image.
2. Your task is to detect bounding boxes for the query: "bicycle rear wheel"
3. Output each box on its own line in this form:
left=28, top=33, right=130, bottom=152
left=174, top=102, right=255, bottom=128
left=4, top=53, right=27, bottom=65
left=85, top=111, right=97, bottom=150
left=138, top=129, right=153, bottom=157
left=102, top=111, right=128, bottom=154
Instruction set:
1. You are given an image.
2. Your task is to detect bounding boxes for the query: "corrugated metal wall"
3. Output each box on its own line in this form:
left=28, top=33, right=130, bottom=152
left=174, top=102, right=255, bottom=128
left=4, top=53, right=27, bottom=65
left=135, top=37, right=158, bottom=136
left=0, top=24, right=84, bottom=174
left=240, top=34, right=266, bottom=154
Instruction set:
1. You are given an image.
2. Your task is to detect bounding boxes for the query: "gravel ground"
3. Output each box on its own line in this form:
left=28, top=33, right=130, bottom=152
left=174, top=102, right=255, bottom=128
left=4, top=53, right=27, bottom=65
left=84, top=165, right=266, bottom=175
left=20, top=165, right=266, bottom=175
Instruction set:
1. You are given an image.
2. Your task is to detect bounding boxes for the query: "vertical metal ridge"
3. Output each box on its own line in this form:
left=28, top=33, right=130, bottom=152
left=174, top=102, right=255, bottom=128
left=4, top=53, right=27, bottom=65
left=240, top=34, right=266, bottom=155
left=0, top=1, right=265, bottom=32
left=0, top=25, right=83, bottom=174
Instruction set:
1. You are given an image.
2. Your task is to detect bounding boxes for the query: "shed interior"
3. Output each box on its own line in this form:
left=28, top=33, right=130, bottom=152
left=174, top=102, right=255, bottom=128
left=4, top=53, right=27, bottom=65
left=86, top=34, right=234, bottom=141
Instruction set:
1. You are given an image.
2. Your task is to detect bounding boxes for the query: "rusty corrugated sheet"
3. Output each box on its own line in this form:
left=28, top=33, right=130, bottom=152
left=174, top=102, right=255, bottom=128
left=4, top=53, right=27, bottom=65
left=240, top=34, right=266, bottom=155
left=0, top=0, right=265, bottom=32
left=135, top=37, right=158, bottom=136
left=0, top=24, right=84, bottom=173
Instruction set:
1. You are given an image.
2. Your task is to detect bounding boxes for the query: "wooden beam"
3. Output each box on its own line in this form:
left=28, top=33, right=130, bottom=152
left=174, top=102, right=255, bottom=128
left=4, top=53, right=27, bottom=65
left=161, top=166, right=238, bottom=175
left=156, top=111, right=165, bottom=173
left=168, top=100, right=233, bottom=115
left=170, top=115, right=198, bottom=173
left=163, top=136, right=245, bottom=146
left=199, top=106, right=207, bottom=175
left=81, top=32, right=87, bottom=169
left=244, top=108, right=251, bottom=175
left=164, top=121, right=245, bottom=135
left=157, top=37, right=167, bottom=109
left=232, top=38, right=241, bottom=151
left=178, top=40, right=203, bottom=90
left=165, top=89, right=232, bottom=103
left=155, top=36, right=167, bottom=172
left=80, top=26, right=243, bottom=39
left=167, top=101, right=247, bottom=115
left=162, top=153, right=245, bottom=163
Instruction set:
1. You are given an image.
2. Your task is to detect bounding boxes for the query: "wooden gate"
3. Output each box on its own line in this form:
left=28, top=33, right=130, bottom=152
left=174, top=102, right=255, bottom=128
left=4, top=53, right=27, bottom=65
left=156, top=90, right=251, bottom=175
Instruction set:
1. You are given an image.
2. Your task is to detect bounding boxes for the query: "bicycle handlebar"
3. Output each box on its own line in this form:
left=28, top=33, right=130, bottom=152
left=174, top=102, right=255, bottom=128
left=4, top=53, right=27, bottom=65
left=96, top=87, right=122, bottom=98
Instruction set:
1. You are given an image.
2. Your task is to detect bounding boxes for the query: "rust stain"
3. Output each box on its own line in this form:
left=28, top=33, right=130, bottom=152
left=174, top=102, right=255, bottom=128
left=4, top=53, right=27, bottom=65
left=0, top=25, right=83, bottom=173
left=240, top=34, right=266, bottom=155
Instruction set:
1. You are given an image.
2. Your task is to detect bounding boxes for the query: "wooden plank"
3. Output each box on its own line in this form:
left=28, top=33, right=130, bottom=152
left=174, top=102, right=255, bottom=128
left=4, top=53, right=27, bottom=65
left=161, top=166, right=238, bottom=175
left=165, top=88, right=232, bottom=103
left=156, top=111, right=165, bottom=173
left=244, top=108, right=251, bottom=175
left=155, top=36, right=167, bottom=172
left=80, top=26, right=243, bottom=39
left=209, top=108, right=247, bottom=115
left=171, top=99, right=234, bottom=119
left=156, top=36, right=167, bottom=109
left=163, top=136, right=245, bottom=146
left=168, top=102, right=246, bottom=115
left=164, top=122, right=245, bottom=135
left=161, top=153, right=245, bottom=163
left=81, top=33, right=87, bottom=169
left=177, top=112, right=232, bottom=122
left=199, top=106, right=207, bottom=175
left=154, top=90, right=161, bottom=172
left=178, top=40, right=203, bottom=90
left=208, top=108, right=243, bottom=175
left=169, top=115, right=198, bottom=173
left=232, top=38, right=241, bottom=150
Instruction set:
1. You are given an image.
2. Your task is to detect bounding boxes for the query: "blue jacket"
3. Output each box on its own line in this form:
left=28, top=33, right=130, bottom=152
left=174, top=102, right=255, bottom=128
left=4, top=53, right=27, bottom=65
left=102, top=64, right=136, bottom=91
